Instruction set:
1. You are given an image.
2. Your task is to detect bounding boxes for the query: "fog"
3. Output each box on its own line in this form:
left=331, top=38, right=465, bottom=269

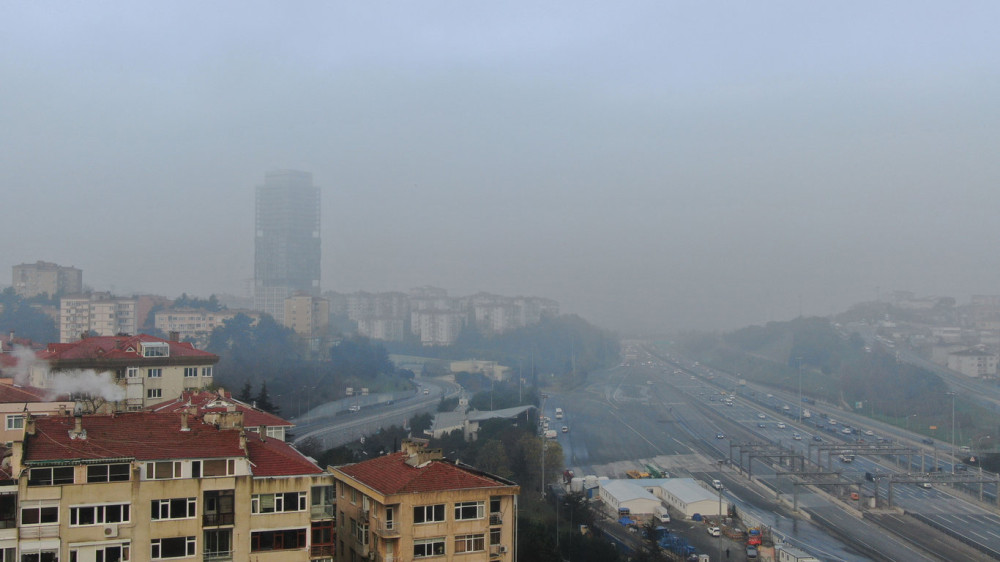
left=2, top=3, right=998, bottom=333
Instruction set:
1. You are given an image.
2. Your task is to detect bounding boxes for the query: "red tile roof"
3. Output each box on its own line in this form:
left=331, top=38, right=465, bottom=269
left=0, top=381, right=67, bottom=403
left=338, top=452, right=514, bottom=495
left=25, top=412, right=244, bottom=463
left=246, top=434, right=324, bottom=477
left=152, top=390, right=292, bottom=428
left=39, top=334, right=216, bottom=362
left=22, top=411, right=323, bottom=477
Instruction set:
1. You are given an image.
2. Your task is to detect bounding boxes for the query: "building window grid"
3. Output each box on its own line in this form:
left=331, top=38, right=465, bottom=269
left=454, top=501, right=485, bottom=521
left=70, top=503, right=131, bottom=526
left=151, top=536, right=196, bottom=559
left=152, top=498, right=197, bottom=521
left=251, top=492, right=306, bottom=514
left=454, top=534, right=486, bottom=554
left=183, top=367, right=198, bottom=378
left=147, top=368, right=162, bottom=378
left=414, top=538, right=446, bottom=558
left=5, top=415, right=23, bottom=430
left=413, top=504, right=446, bottom=524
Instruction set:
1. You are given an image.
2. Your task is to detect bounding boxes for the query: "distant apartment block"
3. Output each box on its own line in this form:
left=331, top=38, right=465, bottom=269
left=357, top=317, right=407, bottom=342
left=33, top=334, right=219, bottom=410
left=254, top=170, right=321, bottom=324
left=947, top=348, right=999, bottom=378
left=284, top=294, right=330, bottom=338
left=412, top=309, right=466, bottom=346
left=12, top=261, right=82, bottom=299
left=154, top=308, right=261, bottom=347
left=60, top=293, right=137, bottom=343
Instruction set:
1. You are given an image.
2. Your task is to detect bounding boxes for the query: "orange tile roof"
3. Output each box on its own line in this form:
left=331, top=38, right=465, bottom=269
left=338, top=452, right=514, bottom=495
left=246, top=434, right=324, bottom=477
left=0, top=381, right=67, bottom=403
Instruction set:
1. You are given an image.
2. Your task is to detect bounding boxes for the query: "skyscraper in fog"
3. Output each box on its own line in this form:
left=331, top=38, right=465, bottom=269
left=254, top=170, right=321, bottom=323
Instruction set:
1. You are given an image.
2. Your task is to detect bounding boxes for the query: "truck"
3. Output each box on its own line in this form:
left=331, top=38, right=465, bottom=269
left=544, top=430, right=558, bottom=439
left=802, top=409, right=812, bottom=419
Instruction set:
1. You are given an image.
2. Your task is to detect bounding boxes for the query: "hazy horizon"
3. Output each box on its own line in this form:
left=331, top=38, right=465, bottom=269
left=3, top=3, right=998, bottom=333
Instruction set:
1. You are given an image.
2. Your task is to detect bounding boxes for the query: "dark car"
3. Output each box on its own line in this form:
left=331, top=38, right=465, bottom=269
left=813, top=435, right=823, bottom=442
left=921, top=438, right=935, bottom=445
left=716, top=433, right=725, bottom=439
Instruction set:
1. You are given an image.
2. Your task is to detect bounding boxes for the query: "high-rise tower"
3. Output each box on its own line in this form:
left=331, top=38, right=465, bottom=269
left=254, top=170, right=321, bottom=323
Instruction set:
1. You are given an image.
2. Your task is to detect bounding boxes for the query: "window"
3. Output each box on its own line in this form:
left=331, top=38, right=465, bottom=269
left=203, top=490, right=235, bottom=526
left=414, top=504, right=445, bottom=524
left=0, top=548, right=14, bottom=561
left=21, top=504, right=59, bottom=525
left=147, top=389, right=162, bottom=399
left=311, top=485, right=335, bottom=518
left=70, top=503, right=130, bottom=525
left=151, top=537, right=195, bottom=559
left=490, top=528, right=501, bottom=546
left=145, top=461, right=181, bottom=480
left=147, top=368, right=162, bottom=378
left=127, top=367, right=140, bottom=378
left=250, top=528, right=307, bottom=552
left=202, top=459, right=235, bottom=477
left=413, top=538, right=446, bottom=558
left=454, top=534, right=485, bottom=554
left=490, top=496, right=501, bottom=513
left=204, top=529, right=232, bottom=558
left=0, top=493, right=15, bottom=529
left=88, top=463, right=131, bottom=483
left=70, top=544, right=129, bottom=562
left=251, top=492, right=306, bottom=514
left=152, top=498, right=196, bottom=520
left=350, top=488, right=357, bottom=504
left=19, top=549, right=57, bottom=562
left=183, top=367, right=198, bottom=378
left=5, top=414, right=23, bottom=430
left=454, top=501, right=484, bottom=521
left=28, top=466, right=74, bottom=486
left=142, top=342, right=169, bottom=357
left=201, top=367, right=213, bottom=377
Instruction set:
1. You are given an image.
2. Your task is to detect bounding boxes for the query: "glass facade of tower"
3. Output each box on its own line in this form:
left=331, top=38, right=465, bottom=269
left=254, top=170, right=321, bottom=323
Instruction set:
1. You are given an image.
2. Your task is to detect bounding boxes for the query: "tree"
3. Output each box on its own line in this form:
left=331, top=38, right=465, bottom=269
left=255, top=382, right=279, bottom=415
left=237, top=381, right=253, bottom=402
left=473, top=439, right=513, bottom=479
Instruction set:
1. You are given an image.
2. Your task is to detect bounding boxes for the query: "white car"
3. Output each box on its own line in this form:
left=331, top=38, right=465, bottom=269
left=348, top=405, right=360, bottom=412
left=707, top=526, right=721, bottom=537
left=757, top=413, right=766, bottom=420
left=777, top=423, right=786, bottom=429
left=712, top=479, right=723, bottom=490
left=864, top=430, right=874, bottom=436
left=792, top=432, right=802, bottom=440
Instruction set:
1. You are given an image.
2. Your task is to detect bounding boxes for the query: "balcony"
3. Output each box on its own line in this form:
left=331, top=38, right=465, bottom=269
left=203, top=550, right=233, bottom=561
left=489, top=513, right=503, bottom=526
left=375, top=521, right=400, bottom=537
left=310, top=544, right=335, bottom=558
left=311, top=504, right=335, bottom=520
left=19, top=525, right=59, bottom=539
left=203, top=512, right=235, bottom=526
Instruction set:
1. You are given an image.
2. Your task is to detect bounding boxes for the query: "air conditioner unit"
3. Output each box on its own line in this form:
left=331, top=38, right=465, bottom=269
left=103, top=524, right=118, bottom=538
left=500, top=546, right=508, bottom=553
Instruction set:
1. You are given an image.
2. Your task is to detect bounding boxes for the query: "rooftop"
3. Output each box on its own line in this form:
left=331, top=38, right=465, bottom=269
left=152, top=389, right=292, bottom=428
left=337, top=450, right=516, bottom=495
left=39, top=334, right=217, bottom=362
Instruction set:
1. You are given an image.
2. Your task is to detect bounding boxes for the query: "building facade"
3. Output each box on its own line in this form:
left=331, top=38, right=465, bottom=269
left=153, top=309, right=261, bottom=348
left=254, top=170, right=321, bottom=324
left=11, top=262, right=82, bottom=299
left=59, top=293, right=138, bottom=343
left=33, top=334, right=219, bottom=410
left=330, top=440, right=518, bottom=562
left=8, top=409, right=335, bottom=562
left=284, top=295, right=330, bottom=339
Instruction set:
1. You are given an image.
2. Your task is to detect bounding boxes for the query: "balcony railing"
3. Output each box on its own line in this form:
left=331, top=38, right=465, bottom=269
left=310, top=544, right=335, bottom=557
left=311, top=504, right=335, bottom=519
left=19, top=525, right=59, bottom=539
left=203, top=550, right=233, bottom=561
left=203, top=512, right=235, bottom=526
left=375, top=521, right=400, bottom=537
left=0, top=517, right=16, bottom=530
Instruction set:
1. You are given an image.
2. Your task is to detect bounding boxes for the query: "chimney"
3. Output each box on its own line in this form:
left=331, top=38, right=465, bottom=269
left=69, top=412, right=86, bottom=440
left=180, top=412, right=191, bottom=432
left=402, top=438, right=442, bottom=467
left=258, top=425, right=267, bottom=441
left=7, top=330, right=13, bottom=343
left=25, top=414, right=36, bottom=436
left=239, top=429, right=247, bottom=452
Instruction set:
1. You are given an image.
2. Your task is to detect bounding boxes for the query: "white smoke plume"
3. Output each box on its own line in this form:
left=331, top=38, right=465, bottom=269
left=10, top=345, right=40, bottom=386
left=46, top=369, right=126, bottom=402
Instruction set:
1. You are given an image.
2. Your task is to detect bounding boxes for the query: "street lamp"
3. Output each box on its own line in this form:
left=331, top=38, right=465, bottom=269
left=947, top=392, right=957, bottom=473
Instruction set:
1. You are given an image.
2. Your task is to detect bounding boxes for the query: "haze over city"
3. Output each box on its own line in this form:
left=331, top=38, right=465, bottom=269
left=2, top=2, right=998, bottom=332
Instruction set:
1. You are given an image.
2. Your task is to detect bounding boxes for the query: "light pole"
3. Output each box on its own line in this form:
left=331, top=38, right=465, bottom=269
left=947, top=392, right=957, bottom=473
left=797, top=357, right=803, bottom=424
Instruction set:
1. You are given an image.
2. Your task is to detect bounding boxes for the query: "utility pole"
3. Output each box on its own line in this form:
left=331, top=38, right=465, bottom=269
left=797, top=357, right=803, bottom=424
left=948, top=392, right=957, bottom=473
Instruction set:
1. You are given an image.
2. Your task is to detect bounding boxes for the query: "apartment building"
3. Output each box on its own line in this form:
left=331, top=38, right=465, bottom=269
left=9, top=409, right=335, bottom=562
left=0, top=380, right=69, bottom=445
left=59, top=293, right=137, bottom=343
left=330, top=439, right=519, bottom=562
left=153, top=309, right=260, bottom=348
left=33, top=334, right=219, bottom=410
left=11, top=261, right=82, bottom=299
left=284, top=295, right=330, bottom=339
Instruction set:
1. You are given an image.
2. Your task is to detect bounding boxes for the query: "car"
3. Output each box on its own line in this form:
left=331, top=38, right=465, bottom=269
left=841, top=427, right=853, bottom=435
left=919, top=482, right=932, bottom=489
left=921, top=438, right=935, bottom=445
left=716, top=433, right=725, bottom=439
left=561, top=426, right=569, bottom=433
left=829, top=419, right=838, bottom=425
left=813, top=436, right=823, bottom=442
left=757, top=413, right=766, bottom=419
left=864, top=430, right=874, bottom=436
left=757, top=422, right=766, bottom=428
left=746, top=545, right=759, bottom=559
left=348, top=405, right=360, bottom=412
left=792, top=432, right=802, bottom=440
left=423, top=388, right=430, bottom=395
left=777, top=423, right=786, bottom=429
left=707, top=526, right=721, bottom=537
left=712, top=479, right=723, bottom=490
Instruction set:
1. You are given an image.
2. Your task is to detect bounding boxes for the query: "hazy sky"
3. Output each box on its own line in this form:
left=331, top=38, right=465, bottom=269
left=2, top=2, right=998, bottom=333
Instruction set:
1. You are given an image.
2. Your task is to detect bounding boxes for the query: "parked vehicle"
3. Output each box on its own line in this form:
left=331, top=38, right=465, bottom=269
left=707, top=526, right=721, bottom=537
left=712, top=479, right=723, bottom=490
left=555, top=408, right=564, bottom=420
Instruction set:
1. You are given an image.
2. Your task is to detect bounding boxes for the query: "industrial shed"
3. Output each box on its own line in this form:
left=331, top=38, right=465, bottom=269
left=642, top=478, right=726, bottom=518
left=597, top=480, right=663, bottom=517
